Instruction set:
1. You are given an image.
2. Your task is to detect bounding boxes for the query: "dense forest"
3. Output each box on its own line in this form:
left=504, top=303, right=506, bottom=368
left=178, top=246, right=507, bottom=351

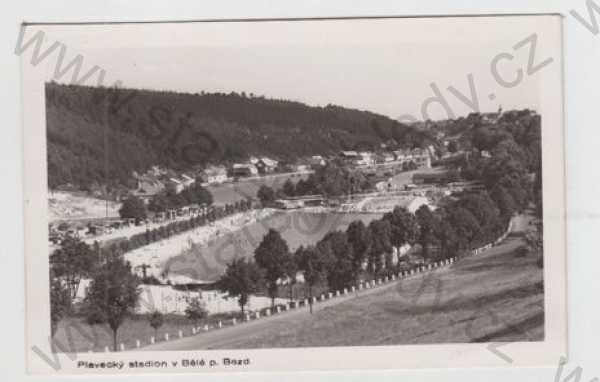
left=45, top=82, right=435, bottom=191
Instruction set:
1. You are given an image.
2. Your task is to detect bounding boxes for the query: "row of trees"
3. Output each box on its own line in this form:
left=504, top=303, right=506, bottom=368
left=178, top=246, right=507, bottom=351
left=111, top=198, right=252, bottom=259
left=218, top=184, right=516, bottom=316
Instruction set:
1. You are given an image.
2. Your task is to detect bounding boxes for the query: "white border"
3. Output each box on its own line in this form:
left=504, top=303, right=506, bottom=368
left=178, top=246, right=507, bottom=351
left=20, top=15, right=566, bottom=375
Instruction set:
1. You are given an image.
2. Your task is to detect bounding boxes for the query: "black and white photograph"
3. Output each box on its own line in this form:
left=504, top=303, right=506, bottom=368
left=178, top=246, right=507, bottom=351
left=19, top=14, right=566, bottom=373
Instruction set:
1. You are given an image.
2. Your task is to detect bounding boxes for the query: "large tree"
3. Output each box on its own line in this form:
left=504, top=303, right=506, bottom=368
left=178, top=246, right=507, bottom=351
left=448, top=207, right=481, bottom=250
left=297, top=245, right=327, bottom=313
left=49, top=271, right=71, bottom=337
left=50, top=236, right=96, bottom=300
left=257, top=185, right=276, bottom=205
left=217, top=258, right=264, bottom=314
left=185, top=297, right=208, bottom=324
left=382, top=206, right=419, bottom=251
left=415, top=205, right=438, bottom=260
left=367, top=219, right=393, bottom=273
left=285, top=249, right=299, bottom=302
left=85, top=258, right=140, bottom=351
left=434, top=217, right=459, bottom=259
left=346, top=220, right=371, bottom=284
left=148, top=311, right=164, bottom=339
left=254, top=229, right=291, bottom=308
left=119, top=195, right=147, bottom=222
left=320, top=231, right=354, bottom=291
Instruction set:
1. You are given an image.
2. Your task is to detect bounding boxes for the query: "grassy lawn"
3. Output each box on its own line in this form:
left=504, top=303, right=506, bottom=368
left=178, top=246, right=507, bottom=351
left=52, top=311, right=241, bottom=352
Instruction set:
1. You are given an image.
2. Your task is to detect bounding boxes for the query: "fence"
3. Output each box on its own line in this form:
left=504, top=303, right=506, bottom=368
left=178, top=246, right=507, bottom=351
left=108, top=218, right=514, bottom=352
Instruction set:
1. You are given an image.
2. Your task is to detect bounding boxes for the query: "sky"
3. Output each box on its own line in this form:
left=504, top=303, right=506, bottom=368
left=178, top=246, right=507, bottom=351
left=36, top=15, right=559, bottom=120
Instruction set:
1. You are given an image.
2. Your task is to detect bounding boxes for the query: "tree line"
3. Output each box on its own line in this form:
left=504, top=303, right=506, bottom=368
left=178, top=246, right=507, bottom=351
left=110, top=198, right=252, bottom=264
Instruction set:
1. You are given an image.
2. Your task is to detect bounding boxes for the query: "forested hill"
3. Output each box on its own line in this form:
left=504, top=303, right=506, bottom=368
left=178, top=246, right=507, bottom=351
left=45, top=82, right=435, bottom=190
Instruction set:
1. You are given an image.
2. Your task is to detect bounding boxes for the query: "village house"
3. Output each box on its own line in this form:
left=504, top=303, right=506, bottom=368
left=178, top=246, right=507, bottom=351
left=357, top=152, right=375, bottom=166
left=231, top=163, right=259, bottom=178
left=308, top=155, right=326, bottom=168
left=202, top=166, right=228, bottom=184
left=166, top=177, right=184, bottom=194
left=255, top=157, right=279, bottom=174
left=383, top=152, right=395, bottom=163
left=293, top=159, right=310, bottom=173
left=393, top=149, right=412, bottom=162
left=165, top=174, right=196, bottom=194
left=132, top=174, right=165, bottom=202
left=411, top=148, right=432, bottom=168
left=180, top=174, right=195, bottom=188
left=340, top=150, right=361, bottom=165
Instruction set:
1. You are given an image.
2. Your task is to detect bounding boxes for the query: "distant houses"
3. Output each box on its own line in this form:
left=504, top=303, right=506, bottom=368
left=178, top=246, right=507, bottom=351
left=340, top=148, right=432, bottom=169
left=392, top=148, right=431, bottom=169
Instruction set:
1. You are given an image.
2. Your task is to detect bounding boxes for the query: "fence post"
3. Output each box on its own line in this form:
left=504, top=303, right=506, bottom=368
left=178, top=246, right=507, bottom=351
left=192, top=327, right=196, bottom=334
left=136, top=339, right=141, bottom=348
left=104, top=346, right=110, bottom=352
left=119, top=343, right=125, bottom=351
left=232, top=318, right=237, bottom=325
left=245, top=313, right=250, bottom=321
left=164, top=333, right=169, bottom=341
left=255, top=311, right=261, bottom=319
left=265, top=309, right=271, bottom=317
left=150, top=336, right=155, bottom=344
left=328, top=292, right=333, bottom=299
left=204, top=324, right=209, bottom=331
left=276, top=306, right=281, bottom=313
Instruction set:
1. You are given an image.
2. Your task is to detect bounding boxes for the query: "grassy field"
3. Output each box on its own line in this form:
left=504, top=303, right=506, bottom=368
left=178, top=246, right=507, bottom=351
left=52, top=311, right=243, bottom=353
left=149, top=214, right=543, bottom=349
